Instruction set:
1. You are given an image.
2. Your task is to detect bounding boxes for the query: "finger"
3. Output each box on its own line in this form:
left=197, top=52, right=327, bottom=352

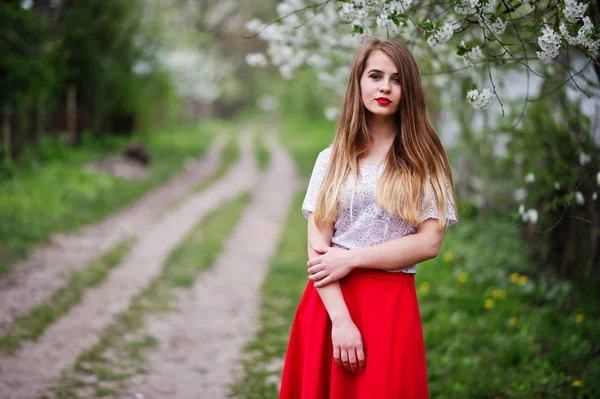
left=314, top=276, right=333, bottom=288
left=341, top=349, right=350, bottom=371
left=307, top=265, right=324, bottom=275
left=306, top=257, right=321, bottom=267
left=348, top=349, right=357, bottom=372
left=308, top=270, right=328, bottom=282
left=357, top=346, right=366, bottom=371
left=333, top=346, right=342, bottom=367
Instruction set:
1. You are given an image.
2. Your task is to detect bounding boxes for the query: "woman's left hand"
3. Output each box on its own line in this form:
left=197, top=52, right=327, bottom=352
left=307, top=246, right=355, bottom=288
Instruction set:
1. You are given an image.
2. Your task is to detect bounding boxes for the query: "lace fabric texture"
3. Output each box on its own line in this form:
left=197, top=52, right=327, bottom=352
left=302, top=147, right=458, bottom=274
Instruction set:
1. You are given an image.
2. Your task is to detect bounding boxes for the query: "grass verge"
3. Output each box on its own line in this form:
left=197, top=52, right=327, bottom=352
left=50, top=192, right=250, bottom=398
left=0, top=119, right=247, bottom=276
left=254, top=133, right=271, bottom=171
left=0, top=238, right=136, bottom=354
left=190, top=133, right=240, bottom=195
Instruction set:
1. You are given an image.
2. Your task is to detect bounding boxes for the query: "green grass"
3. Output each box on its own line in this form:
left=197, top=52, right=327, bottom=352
left=190, top=132, right=240, bottom=195
left=254, top=133, right=271, bottom=171
left=0, top=118, right=247, bottom=276
left=278, top=116, right=335, bottom=177
left=0, top=238, right=136, bottom=354
left=233, top=117, right=600, bottom=398
left=52, top=192, right=251, bottom=398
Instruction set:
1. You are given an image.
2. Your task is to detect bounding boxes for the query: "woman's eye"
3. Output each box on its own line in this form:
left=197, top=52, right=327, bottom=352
left=369, top=74, right=381, bottom=79
left=392, top=77, right=400, bottom=84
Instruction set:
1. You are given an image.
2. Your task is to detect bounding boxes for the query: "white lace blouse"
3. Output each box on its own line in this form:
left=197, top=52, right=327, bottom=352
left=302, top=146, right=458, bottom=274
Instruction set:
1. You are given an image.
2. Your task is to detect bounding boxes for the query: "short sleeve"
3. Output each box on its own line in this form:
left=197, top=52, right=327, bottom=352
left=301, top=147, right=332, bottom=219
left=420, top=174, right=458, bottom=226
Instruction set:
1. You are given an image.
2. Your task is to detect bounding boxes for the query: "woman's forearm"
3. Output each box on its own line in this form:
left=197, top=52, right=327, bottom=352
left=351, top=220, right=444, bottom=271
left=310, top=250, right=352, bottom=323
left=308, top=215, right=353, bottom=323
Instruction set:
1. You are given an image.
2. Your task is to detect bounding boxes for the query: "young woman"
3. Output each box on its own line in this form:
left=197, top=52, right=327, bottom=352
left=279, top=39, right=458, bottom=399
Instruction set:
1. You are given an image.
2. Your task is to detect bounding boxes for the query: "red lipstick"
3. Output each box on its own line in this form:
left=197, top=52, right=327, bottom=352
left=376, top=97, right=391, bottom=105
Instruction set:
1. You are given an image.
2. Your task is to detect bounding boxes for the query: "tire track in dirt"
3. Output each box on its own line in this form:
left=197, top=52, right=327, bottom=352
left=117, top=133, right=299, bottom=399
left=0, top=135, right=227, bottom=334
left=0, top=132, right=257, bottom=399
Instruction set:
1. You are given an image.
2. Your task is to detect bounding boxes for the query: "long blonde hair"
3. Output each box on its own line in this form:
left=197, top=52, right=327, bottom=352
left=314, top=39, right=458, bottom=229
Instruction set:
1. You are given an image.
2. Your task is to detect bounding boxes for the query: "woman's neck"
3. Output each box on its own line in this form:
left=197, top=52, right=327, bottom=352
left=367, top=114, right=397, bottom=146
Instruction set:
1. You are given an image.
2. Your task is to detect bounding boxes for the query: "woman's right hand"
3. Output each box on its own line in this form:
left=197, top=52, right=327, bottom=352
left=331, top=318, right=366, bottom=372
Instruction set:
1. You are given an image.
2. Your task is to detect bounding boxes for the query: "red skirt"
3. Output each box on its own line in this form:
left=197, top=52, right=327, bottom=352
left=279, top=268, right=429, bottom=399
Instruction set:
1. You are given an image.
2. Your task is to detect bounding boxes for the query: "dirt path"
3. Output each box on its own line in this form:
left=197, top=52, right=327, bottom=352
left=117, top=134, right=299, bottom=399
left=0, top=132, right=258, bottom=398
left=0, top=135, right=227, bottom=333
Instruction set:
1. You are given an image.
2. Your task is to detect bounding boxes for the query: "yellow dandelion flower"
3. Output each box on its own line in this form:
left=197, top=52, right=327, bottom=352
left=508, top=317, right=517, bottom=326
left=419, top=282, right=430, bottom=293
left=575, top=314, right=584, bottom=323
left=509, top=273, right=519, bottom=283
left=484, top=299, right=495, bottom=309
left=458, top=272, right=468, bottom=283
left=493, top=289, right=507, bottom=299
left=518, top=275, right=528, bottom=286
left=572, top=380, right=582, bottom=387
left=443, top=251, right=454, bottom=263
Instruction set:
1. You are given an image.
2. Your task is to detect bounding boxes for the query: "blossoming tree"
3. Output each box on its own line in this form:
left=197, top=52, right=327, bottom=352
left=245, top=0, right=600, bottom=284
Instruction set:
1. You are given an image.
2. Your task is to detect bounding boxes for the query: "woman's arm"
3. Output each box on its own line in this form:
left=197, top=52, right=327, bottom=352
left=353, top=218, right=444, bottom=270
left=307, top=213, right=365, bottom=372
left=308, top=218, right=444, bottom=287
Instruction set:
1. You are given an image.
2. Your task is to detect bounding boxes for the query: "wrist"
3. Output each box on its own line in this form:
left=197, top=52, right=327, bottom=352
left=349, top=248, right=365, bottom=269
left=330, top=312, right=352, bottom=325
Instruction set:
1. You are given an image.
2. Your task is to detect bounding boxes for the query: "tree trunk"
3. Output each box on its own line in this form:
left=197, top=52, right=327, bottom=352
left=36, top=96, right=45, bottom=146
left=67, top=86, right=77, bottom=145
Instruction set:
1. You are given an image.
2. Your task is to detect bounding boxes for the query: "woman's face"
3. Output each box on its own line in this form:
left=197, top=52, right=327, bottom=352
left=359, top=50, right=402, bottom=118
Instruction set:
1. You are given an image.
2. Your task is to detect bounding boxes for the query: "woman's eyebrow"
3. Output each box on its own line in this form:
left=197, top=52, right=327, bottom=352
left=367, top=68, right=399, bottom=75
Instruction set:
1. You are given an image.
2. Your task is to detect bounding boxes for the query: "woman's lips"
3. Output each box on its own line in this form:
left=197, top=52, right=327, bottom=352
left=376, top=98, right=391, bottom=105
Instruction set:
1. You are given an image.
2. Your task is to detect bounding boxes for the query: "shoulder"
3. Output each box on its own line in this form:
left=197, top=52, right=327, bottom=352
left=316, top=146, right=333, bottom=164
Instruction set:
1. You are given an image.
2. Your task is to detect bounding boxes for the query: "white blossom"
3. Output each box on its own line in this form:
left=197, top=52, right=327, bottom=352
left=454, top=3, right=476, bottom=15
left=579, top=152, right=591, bottom=165
left=518, top=204, right=525, bottom=215
left=427, top=22, right=456, bottom=47
left=245, top=53, right=268, bottom=67
left=593, top=192, right=598, bottom=201
left=536, top=24, right=562, bottom=60
left=514, top=188, right=527, bottom=201
left=524, top=172, right=535, bottom=183
left=466, top=88, right=492, bottom=110
left=325, top=106, right=340, bottom=121
left=455, top=0, right=494, bottom=15
left=521, top=208, right=539, bottom=224
left=487, top=17, right=507, bottom=36
left=597, top=171, right=600, bottom=185
left=460, top=41, right=485, bottom=65
left=554, top=181, right=561, bottom=190
left=560, top=17, right=600, bottom=53
left=21, top=0, right=33, bottom=9
left=245, top=18, right=264, bottom=34
left=562, top=0, right=589, bottom=23
left=575, top=191, right=585, bottom=205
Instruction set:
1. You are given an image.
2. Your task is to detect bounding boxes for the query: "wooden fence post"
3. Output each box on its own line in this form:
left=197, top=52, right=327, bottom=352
left=3, top=104, right=11, bottom=164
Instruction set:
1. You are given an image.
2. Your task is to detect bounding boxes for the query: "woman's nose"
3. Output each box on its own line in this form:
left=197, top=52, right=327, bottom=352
left=379, top=81, right=391, bottom=93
